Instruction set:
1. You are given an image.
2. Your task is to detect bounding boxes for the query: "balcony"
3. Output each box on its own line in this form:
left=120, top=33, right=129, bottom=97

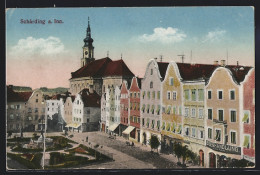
left=213, top=119, right=227, bottom=124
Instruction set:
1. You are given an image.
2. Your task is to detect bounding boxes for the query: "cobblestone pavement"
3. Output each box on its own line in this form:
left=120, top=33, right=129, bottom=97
left=67, top=131, right=180, bottom=169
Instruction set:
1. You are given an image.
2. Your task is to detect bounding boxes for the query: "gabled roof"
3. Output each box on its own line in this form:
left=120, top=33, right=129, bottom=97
left=157, top=62, right=169, bottom=80
left=71, top=57, right=112, bottom=79
left=79, top=88, right=101, bottom=107
left=103, top=59, right=135, bottom=77
left=176, top=63, right=217, bottom=81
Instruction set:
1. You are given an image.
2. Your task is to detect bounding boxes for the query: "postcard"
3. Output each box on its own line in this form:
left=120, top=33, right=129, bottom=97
left=6, top=7, right=255, bottom=170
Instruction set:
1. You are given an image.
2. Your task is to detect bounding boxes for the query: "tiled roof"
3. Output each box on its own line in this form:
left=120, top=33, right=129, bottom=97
left=157, top=62, right=169, bottom=80
left=226, top=65, right=252, bottom=84
left=79, top=88, right=101, bottom=107
left=176, top=63, right=217, bottom=81
left=103, top=59, right=135, bottom=77
left=176, top=63, right=252, bottom=84
left=71, top=57, right=112, bottom=79
left=7, top=86, right=32, bottom=102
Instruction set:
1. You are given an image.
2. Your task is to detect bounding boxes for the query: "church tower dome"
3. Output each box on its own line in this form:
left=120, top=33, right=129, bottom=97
left=81, top=17, right=95, bottom=67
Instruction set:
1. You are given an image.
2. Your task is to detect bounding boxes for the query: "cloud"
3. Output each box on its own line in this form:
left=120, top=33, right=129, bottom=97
left=10, top=36, right=66, bottom=57
left=138, top=27, right=186, bottom=44
left=202, top=29, right=226, bottom=43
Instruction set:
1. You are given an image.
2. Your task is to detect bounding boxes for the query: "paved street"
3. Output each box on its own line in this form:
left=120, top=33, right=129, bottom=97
left=7, top=131, right=199, bottom=169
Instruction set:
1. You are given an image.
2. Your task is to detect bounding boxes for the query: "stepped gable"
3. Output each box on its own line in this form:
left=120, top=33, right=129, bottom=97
left=79, top=88, right=101, bottom=108
left=71, top=57, right=112, bottom=79
left=103, top=59, right=135, bottom=77
left=157, top=62, right=169, bottom=80
left=176, top=63, right=218, bottom=81
left=226, top=65, right=252, bottom=84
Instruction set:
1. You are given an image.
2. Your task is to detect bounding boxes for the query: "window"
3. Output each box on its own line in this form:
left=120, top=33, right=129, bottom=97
left=230, top=110, right=236, bottom=122
left=166, top=106, right=171, bottom=115
left=230, top=90, right=235, bottom=100
left=231, top=131, right=236, bottom=144
left=208, top=109, right=212, bottom=120
left=36, top=99, right=38, bottom=103
left=134, top=93, right=136, bottom=98
left=150, top=81, right=153, bottom=88
left=156, top=105, right=160, bottom=115
left=10, top=114, right=14, bottom=120
left=243, top=135, right=250, bottom=149
left=52, top=103, right=54, bottom=106
left=185, top=108, right=189, bottom=117
left=130, top=93, right=132, bottom=97
left=146, top=118, right=150, bottom=128
left=152, top=120, right=155, bottom=129
left=152, top=91, right=155, bottom=99
left=184, top=90, right=189, bottom=100
left=35, top=115, right=38, bottom=120
left=150, top=69, right=153, bottom=75
left=179, top=106, right=182, bottom=115
left=218, top=110, right=224, bottom=121
left=218, top=90, right=223, bottom=99
left=16, top=105, right=20, bottom=109
left=185, top=127, right=189, bottom=136
left=157, top=120, right=160, bottom=130
left=208, top=90, right=212, bottom=99
left=138, top=117, right=140, bottom=123
left=192, top=128, right=196, bottom=138
left=157, top=91, right=160, bottom=99
left=169, top=77, right=174, bottom=86
left=35, top=108, right=38, bottom=113
left=87, top=110, right=90, bottom=114
left=198, top=109, right=203, bottom=119
left=147, top=104, right=150, bottom=113
left=11, top=105, right=14, bottom=109
left=208, top=128, right=212, bottom=139
left=130, top=116, right=133, bottom=122
left=147, top=91, right=150, bottom=99
left=191, top=89, right=196, bottom=101
left=215, top=129, right=221, bottom=141
left=243, top=110, right=250, bottom=123
left=167, top=91, right=171, bottom=100
left=87, top=118, right=90, bottom=122
left=199, top=130, right=204, bottom=139
left=191, top=108, right=196, bottom=118
left=172, top=91, right=177, bottom=100
left=198, top=89, right=204, bottom=101
left=142, top=91, right=146, bottom=99
left=142, top=118, right=145, bottom=126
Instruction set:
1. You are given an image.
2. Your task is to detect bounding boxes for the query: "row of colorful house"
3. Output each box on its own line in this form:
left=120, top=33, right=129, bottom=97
left=99, top=59, right=255, bottom=168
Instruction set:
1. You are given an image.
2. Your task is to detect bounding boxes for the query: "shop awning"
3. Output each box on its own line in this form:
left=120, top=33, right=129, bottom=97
left=122, top=126, right=135, bottom=135
left=107, top=123, right=119, bottom=131
left=65, top=123, right=81, bottom=129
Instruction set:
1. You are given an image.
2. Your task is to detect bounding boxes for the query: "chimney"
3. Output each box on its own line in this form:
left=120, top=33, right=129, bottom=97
left=237, top=61, right=239, bottom=66
left=214, top=60, right=219, bottom=65
left=89, top=85, right=94, bottom=94
left=220, top=60, right=226, bottom=66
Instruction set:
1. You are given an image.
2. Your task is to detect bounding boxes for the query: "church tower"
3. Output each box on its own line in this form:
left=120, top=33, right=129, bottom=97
left=81, top=17, right=95, bottom=67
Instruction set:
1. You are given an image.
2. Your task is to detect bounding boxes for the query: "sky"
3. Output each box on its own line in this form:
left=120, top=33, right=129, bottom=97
left=6, top=7, right=254, bottom=89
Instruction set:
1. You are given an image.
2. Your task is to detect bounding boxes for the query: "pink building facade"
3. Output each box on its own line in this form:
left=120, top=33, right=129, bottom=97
left=242, top=68, right=255, bottom=163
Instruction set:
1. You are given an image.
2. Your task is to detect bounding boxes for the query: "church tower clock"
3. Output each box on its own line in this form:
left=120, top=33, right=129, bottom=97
left=81, top=17, right=95, bottom=67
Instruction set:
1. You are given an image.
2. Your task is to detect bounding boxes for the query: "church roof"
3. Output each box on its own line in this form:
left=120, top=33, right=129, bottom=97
left=71, top=57, right=112, bottom=79
left=71, top=57, right=134, bottom=79
left=103, top=59, right=134, bottom=77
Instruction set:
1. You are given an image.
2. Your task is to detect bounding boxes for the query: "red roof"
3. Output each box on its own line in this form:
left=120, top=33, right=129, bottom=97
left=71, top=57, right=112, bottom=79
left=103, top=59, right=134, bottom=77
left=71, top=58, right=134, bottom=79
left=176, top=63, right=252, bottom=84
left=176, top=63, right=217, bottom=81
left=157, top=62, right=169, bottom=80
left=7, top=86, right=32, bottom=102
left=79, top=89, right=101, bottom=107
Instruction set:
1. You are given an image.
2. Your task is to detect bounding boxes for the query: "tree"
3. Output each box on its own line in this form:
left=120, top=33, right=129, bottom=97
left=173, top=142, right=182, bottom=163
left=181, top=145, right=189, bottom=165
left=150, top=135, right=160, bottom=153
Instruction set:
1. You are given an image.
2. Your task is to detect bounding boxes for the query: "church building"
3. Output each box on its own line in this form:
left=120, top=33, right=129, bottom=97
left=69, top=18, right=134, bottom=96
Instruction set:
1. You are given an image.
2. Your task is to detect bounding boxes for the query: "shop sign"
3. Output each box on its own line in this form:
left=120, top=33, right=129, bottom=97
left=206, top=140, right=241, bottom=155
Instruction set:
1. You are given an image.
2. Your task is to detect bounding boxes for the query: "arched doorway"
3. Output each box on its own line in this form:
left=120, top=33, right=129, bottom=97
left=199, top=150, right=204, bottom=167
left=143, top=132, right=147, bottom=145
left=209, top=152, right=216, bottom=168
